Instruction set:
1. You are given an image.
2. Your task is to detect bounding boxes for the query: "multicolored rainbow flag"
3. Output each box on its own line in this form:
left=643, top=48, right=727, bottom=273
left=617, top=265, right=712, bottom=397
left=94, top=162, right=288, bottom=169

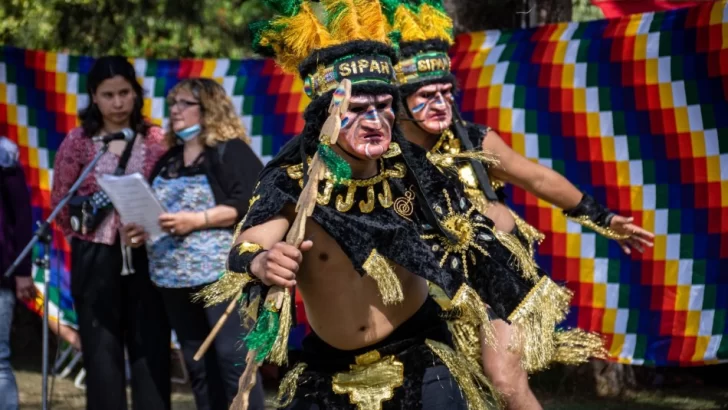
left=1, top=1, right=726, bottom=366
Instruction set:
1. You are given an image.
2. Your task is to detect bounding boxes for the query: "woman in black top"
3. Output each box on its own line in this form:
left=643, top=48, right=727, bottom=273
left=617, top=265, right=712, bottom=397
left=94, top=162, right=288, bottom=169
left=122, top=78, right=265, bottom=410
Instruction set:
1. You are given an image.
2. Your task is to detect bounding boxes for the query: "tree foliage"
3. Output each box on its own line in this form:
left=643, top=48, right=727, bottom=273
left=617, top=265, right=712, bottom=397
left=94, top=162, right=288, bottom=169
left=0, top=0, right=603, bottom=59
left=0, top=0, right=272, bottom=58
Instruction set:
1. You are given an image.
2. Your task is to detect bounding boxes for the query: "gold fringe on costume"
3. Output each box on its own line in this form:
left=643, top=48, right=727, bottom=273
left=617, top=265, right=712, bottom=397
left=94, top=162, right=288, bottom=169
left=448, top=283, right=497, bottom=350
left=363, top=249, right=404, bottom=305
left=192, top=272, right=255, bottom=307
left=552, top=329, right=608, bottom=365
left=506, top=276, right=602, bottom=373
left=272, top=362, right=308, bottom=408
left=425, top=339, right=502, bottom=410
left=567, top=215, right=630, bottom=241
left=447, top=318, right=483, bottom=370
left=268, top=289, right=294, bottom=365
left=492, top=229, right=541, bottom=284
left=509, top=209, right=545, bottom=257
left=429, top=283, right=482, bottom=364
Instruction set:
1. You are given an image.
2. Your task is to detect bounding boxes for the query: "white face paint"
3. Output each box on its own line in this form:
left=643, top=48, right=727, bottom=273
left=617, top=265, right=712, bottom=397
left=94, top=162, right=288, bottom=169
left=406, top=83, right=454, bottom=134
left=337, top=94, right=395, bottom=160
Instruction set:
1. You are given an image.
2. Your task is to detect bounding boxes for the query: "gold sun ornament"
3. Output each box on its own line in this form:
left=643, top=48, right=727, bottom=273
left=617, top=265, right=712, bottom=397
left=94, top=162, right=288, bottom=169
left=421, top=189, right=495, bottom=277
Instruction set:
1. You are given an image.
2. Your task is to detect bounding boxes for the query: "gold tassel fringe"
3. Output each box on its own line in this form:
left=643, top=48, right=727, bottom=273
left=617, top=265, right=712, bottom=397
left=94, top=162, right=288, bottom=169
left=192, top=272, right=254, bottom=308
left=429, top=282, right=494, bottom=364
left=417, top=4, right=454, bottom=44
left=268, top=289, right=293, bottom=366
left=448, top=320, right=483, bottom=370
left=492, top=229, right=540, bottom=284
left=568, top=215, right=630, bottom=241
left=552, top=329, right=608, bottom=365
left=450, top=284, right=497, bottom=350
left=363, top=249, right=404, bottom=305
left=273, top=363, right=308, bottom=408
left=506, top=276, right=574, bottom=373
left=426, top=339, right=503, bottom=410
left=509, top=209, right=545, bottom=257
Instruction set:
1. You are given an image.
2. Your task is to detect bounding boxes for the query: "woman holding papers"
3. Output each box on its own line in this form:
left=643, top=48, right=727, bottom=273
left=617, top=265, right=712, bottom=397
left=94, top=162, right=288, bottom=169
left=50, top=56, right=171, bottom=410
left=121, top=78, right=265, bottom=410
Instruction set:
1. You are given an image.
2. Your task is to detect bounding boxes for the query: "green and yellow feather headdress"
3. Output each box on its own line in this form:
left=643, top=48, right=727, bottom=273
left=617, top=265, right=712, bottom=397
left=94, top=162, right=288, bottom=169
left=380, top=0, right=456, bottom=93
left=252, top=0, right=402, bottom=99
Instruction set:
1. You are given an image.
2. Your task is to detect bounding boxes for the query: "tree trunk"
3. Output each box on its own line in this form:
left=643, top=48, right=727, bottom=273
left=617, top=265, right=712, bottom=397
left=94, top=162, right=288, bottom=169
left=590, top=361, right=637, bottom=397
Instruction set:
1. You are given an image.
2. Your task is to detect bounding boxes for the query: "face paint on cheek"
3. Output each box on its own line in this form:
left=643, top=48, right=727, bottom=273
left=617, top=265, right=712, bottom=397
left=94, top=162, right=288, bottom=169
left=341, top=116, right=350, bottom=128
left=411, top=102, right=426, bottom=114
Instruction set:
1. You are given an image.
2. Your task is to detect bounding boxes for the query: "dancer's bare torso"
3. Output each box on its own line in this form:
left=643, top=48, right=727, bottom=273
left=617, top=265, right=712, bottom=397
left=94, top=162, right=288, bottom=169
left=238, top=205, right=428, bottom=351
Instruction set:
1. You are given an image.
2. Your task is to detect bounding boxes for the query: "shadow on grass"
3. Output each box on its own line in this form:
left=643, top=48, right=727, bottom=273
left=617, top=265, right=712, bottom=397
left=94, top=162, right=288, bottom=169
left=530, top=362, right=728, bottom=410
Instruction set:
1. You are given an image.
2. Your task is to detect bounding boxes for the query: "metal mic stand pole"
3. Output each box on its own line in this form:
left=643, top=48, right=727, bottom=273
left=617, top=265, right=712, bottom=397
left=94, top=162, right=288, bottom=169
left=4, top=143, right=110, bottom=410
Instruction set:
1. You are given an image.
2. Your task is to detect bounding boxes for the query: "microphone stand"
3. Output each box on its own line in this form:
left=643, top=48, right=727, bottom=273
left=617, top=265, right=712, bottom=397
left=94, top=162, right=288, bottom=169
left=4, top=142, right=110, bottom=410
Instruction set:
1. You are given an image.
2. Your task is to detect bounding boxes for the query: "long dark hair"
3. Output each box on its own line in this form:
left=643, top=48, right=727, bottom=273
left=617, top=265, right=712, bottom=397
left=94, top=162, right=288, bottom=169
left=78, top=56, right=149, bottom=138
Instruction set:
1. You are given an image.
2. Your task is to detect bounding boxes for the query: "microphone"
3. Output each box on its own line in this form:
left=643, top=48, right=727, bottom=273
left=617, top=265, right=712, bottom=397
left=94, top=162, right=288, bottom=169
left=92, top=128, right=134, bottom=143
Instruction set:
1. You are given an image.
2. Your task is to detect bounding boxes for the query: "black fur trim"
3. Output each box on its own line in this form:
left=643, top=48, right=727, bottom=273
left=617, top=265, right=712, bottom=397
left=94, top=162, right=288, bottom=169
left=399, top=39, right=451, bottom=59
left=298, top=40, right=399, bottom=79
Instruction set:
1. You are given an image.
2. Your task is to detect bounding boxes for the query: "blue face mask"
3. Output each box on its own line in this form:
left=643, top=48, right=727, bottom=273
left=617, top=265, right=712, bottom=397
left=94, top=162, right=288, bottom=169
left=175, top=124, right=201, bottom=141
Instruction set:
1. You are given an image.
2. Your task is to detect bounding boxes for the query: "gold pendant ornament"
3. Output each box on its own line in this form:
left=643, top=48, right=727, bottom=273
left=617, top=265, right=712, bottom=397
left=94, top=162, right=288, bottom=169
left=332, top=351, right=405, bottom=410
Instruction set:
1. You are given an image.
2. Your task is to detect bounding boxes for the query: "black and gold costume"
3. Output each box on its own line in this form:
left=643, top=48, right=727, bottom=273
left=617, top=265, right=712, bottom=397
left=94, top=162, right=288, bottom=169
left=198, top=1, right=619, bottom=409
left=390, top=0, right=613, bottom=373
left=198, top=0, right=500, bottom=409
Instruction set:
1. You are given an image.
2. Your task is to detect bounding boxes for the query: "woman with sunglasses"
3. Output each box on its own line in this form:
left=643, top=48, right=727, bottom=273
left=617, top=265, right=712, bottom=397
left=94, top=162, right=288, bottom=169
left=121, top=78, right=265, bottom=410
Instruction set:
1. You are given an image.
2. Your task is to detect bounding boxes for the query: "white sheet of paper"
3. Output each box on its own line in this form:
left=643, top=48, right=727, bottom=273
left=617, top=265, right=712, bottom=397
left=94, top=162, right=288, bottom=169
left=96, top=173, right=166, bottom=240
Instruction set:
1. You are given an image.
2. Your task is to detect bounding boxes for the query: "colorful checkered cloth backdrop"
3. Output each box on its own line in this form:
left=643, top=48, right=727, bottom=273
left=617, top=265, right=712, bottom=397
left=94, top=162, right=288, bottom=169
left=1, top=2, right=726, bottom=365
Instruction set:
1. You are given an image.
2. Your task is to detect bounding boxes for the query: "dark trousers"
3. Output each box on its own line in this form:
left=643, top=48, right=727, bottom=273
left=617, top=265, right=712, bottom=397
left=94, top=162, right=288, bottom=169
left=71, top=238, right=171, bottom=410
left=158, top=286, right=266, bottom=410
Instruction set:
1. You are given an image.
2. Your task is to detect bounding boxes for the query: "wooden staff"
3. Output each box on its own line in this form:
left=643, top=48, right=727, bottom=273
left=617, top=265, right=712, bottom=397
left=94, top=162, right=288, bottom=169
left=193, top=291, right=241, bottom=361
left=218, top=79, right=350, bottom=410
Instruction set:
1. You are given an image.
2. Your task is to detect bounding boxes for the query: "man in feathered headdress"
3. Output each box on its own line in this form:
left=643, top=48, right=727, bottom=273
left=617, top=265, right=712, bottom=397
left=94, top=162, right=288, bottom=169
left=387, top=0, right=655, bottom=408
left=197, top=1, right=502, bottom=409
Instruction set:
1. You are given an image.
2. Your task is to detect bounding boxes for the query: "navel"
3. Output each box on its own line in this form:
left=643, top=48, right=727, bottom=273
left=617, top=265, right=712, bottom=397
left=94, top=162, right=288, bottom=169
left=318, top=253, right=329, bottom=262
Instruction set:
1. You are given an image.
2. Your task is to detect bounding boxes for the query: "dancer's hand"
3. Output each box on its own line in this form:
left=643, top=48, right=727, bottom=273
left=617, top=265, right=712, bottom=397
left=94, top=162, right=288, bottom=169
left=609, top=215, right=655, bottom=254
left=121, top=223, right=148, bottom=248
left=250, top=240, right=313, bottom=288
